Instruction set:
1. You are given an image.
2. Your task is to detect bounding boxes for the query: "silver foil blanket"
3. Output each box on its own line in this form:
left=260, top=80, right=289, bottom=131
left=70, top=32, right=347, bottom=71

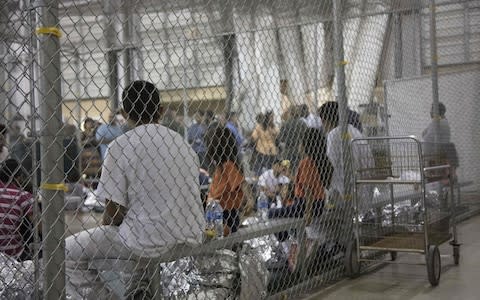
left=0, top=254, right=35, bottom=299
left=161, top=250, right=238, bottom=299
left=358, top=182, right=446, bottom=230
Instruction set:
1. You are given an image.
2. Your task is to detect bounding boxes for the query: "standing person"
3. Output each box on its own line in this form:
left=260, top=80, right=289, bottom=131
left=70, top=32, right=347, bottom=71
left=299, top=104, right=322, bottom=129
left=81, top=118, right=97, bottom=147
left=277, top=106, right=308, bottom=171
left=206, top=125, right=254, bottom=236
left=0, top=159, right=38, bottom=259
left=225, top=111, right=244, bottom=151
left=162, top=108, right=185, bottom=137
left=204, top=110, right=215, bottom=127
left=187, top=110, right=207, bottom=166
left=348, top=107, right=363, bottom=133
left=422, top=102, right=455, bottom=184
left=422, top=102, right=451, bottom=146
left=80, top=118, right=102, bottom=178
left=95, top=110, right=127, bottom=160
left=318, top=101, right=373, bottom=206
left=65, top=80, right=206, bottom=298
left=269, top=128, right=333, bottom=219
left=251, top=111, right=279, bottom=175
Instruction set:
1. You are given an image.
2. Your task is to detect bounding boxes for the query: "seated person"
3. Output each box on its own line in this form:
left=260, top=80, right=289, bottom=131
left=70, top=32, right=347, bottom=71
left=65, top=81, right=206, bottom=298
left=269, top=128, right=333, bottom=219
left=279, top=182, right=295, bottom=208
left=206, top=125, right=254, bottom=237
left=258, top=159, right=290, bottom=206
left=0, top=159, right=40, bottom=260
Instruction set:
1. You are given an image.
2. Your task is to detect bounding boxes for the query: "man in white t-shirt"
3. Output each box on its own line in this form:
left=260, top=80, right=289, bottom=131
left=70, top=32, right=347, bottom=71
left=318, top=102, right=374, bottom=206
left=258, top=159, right=290, bottom=202
left=65, top=81, right=205, bottom=297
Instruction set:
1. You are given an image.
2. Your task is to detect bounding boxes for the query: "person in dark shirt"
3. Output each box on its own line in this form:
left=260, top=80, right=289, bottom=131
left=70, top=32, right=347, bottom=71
left=277, top=106, right=308, bottom=171
left=187, top=110, right=207, bottom=165
left=348, top=108, right=363, bottom=133
left=162, top=108, right=185, bottom=137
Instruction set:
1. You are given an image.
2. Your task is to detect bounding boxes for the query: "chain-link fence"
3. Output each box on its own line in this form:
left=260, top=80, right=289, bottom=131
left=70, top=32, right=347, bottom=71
left=0, top=0, right=479, bottom=299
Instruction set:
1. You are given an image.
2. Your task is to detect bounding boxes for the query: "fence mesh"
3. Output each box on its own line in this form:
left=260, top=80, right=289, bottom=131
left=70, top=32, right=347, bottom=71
left=0, top=0, right=479, bottom=299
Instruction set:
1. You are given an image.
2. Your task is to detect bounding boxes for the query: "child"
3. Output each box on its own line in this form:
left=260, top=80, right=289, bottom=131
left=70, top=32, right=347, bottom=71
left=269, top=128, right=333, bottom=219
left=0, top=159, right=39, bottom=260
left=279, top=182, right=295, bottom=208
left=206, top=125, right=254, bottom=236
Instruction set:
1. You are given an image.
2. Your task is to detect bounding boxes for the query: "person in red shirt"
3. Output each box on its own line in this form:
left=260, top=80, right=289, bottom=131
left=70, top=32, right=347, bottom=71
left=206, top=125, right=254, bottom=236
left=269, top=128, right=333, bottom=219
left=0, top=159, right=37, bottom=259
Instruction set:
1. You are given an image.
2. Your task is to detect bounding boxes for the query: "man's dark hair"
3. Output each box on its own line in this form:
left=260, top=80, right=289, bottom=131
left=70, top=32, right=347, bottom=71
left=318, top=101, right=339, bottom=128
left=0, top=159, right=25, bottom=184
left=299, top=104, right=309, bottom=118
left=437, top=102, right=446, bottom=117
left=84, top=117, right=94, bottom=126
left=205, top=124, right=240, bottom=169
left=226, top=111, right=237, bottom=121
left=122, top=80, right=160, bottom=124
left=205, top=110, right=215, bottom=125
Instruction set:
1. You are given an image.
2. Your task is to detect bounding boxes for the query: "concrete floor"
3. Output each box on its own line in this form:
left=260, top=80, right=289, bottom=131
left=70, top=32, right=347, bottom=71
left=307, top=214, right=480, bottom=300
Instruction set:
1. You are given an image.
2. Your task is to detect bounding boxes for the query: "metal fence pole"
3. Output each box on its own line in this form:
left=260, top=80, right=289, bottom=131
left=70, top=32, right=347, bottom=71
left=27, top=5, right=41, bottom=298
left=393, top=13, right=403, bottom=79
left=314, top=25, right=319, bottom=108
left=429, top=0, right=440, bottom=145
left=223, top=34, right=236, bottom=115
left=332, top=0, right=352, bottom=204
left=105, top=0, right=119, bottom=112
left=34, top=0, right=66, bottom=298
left=182, top=37, right=189, bottom=139
left=0, top=4, right=8, bottom=123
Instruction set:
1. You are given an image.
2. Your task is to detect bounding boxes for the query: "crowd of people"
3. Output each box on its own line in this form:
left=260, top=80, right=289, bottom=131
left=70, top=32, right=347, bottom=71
left=0, top=81, right=370, bottom=262
left=0, top=78, right=456, bottom=298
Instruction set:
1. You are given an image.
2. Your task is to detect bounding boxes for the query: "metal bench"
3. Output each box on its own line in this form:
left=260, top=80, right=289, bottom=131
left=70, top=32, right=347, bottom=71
left=88, top=218, right=305, bottom=299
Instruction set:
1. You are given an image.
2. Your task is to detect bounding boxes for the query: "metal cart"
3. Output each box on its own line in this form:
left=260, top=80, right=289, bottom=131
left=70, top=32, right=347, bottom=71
left=345, top=136, right=460, bottom=286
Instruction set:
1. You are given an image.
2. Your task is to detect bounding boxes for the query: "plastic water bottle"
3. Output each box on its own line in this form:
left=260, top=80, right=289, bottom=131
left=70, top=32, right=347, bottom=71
left=257, top=193, right=269, bottom=221
left=205, top=200, right=224, bottom=239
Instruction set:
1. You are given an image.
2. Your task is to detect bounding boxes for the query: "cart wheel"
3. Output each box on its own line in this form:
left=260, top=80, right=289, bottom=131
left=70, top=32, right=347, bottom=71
left=345, top=241, right=360, bottom=278
left=427, top=245, right=441, bottom=286
left=453, top=246, right=460, bottom=265
left=390, top=251, right=397, bottom=261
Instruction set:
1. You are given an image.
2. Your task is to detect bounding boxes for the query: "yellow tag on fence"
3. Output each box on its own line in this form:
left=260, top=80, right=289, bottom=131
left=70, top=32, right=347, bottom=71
left=36, top=27, right=62, bottom=38
left=40, top=183, right=67, bottom=192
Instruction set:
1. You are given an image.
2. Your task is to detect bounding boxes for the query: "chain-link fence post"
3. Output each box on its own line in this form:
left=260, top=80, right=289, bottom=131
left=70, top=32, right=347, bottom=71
left=429, top=0, right=441, bottom=148
left=0, top=3, right=7, bottom=123
left=35, top=0, right=66, bottom=298
left=332, top=0, right=353, bottom=209
left=393, top=12, right=403, bottom=79
left=104, top=0, right=119, bottom=111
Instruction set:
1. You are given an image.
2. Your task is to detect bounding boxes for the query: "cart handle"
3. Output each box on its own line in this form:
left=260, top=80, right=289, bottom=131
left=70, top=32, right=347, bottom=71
left=423, top=164, right=450, bottom=172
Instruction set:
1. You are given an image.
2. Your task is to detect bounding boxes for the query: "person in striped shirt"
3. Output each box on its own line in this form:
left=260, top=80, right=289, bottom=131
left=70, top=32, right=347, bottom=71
left=0, top=159, right=35, bottom=259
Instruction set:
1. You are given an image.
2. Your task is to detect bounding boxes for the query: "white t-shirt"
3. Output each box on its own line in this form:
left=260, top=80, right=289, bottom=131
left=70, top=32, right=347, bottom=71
left=96, top=124, right=206, bottom=257
left=301, top=113, right=322, bottom=129
left=258, top=169, right=290, bottom=194
left=327, top=125, right=374, bottom=200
